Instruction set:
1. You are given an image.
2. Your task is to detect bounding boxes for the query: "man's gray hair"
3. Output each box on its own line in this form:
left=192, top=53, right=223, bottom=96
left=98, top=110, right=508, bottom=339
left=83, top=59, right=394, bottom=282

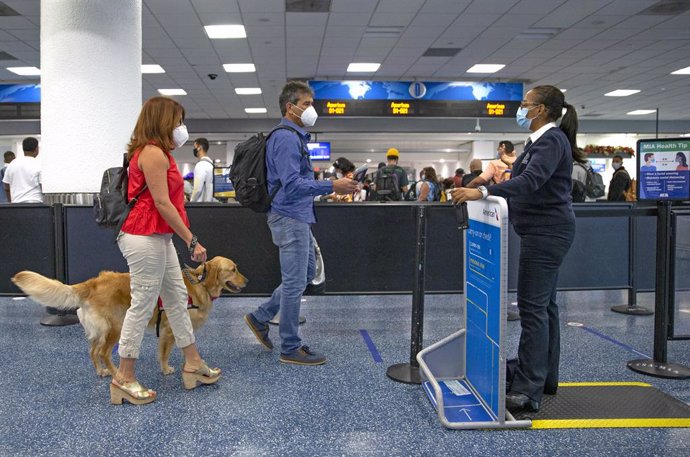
left=279, top=81, right=313, bottom=116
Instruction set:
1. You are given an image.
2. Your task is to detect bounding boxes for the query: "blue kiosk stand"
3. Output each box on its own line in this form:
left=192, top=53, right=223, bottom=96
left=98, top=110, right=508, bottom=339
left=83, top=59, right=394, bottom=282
left=417, top=197, right=531, bottom=429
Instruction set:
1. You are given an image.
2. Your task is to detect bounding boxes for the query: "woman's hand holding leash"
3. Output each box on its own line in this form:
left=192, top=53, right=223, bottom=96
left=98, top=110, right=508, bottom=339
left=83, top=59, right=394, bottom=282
left=188, top=235, right=207, bottom=263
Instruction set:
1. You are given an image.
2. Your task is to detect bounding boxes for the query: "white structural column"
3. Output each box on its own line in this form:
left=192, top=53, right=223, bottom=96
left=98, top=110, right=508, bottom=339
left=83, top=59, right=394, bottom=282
left=40, top=0, right=142, bottom=193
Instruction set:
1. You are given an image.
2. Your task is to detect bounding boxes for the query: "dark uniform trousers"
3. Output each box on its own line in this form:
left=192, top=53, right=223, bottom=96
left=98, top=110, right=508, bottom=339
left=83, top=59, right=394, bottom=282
left=510, top=222, right=576, bottom=402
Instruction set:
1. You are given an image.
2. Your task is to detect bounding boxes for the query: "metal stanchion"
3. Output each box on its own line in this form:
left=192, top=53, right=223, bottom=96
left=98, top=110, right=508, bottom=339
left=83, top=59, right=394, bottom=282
left=611, top=209, right=653, bottom=315
left=387, top=205, right=426, bottom=384
left=627, top=201, right=690, bottom=378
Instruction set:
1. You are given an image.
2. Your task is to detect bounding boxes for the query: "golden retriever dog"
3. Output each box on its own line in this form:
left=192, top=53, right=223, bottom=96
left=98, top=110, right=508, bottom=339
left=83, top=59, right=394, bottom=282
left=11, top=256, right=247, bottom=377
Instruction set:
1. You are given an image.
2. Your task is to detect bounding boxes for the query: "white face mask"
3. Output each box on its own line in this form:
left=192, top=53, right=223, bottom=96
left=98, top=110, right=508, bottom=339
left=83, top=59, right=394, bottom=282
left=172, top=124, right=189, bottom=149
left=293, top=105, right=318, bottom=127
left=612, top=162, right=622, bottom=170
left=336, top=172, right=343, bottom=179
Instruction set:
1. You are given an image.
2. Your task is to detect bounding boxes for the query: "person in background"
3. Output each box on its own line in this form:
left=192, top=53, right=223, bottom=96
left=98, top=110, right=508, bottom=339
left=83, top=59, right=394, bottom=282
left=442, top=177, right=455, bottom=202
left=676, top=152, right=689, bottom=171
left=453, top=168, right=465, bottom=188
left=417, top=166, right=439, bottom=201
left=323, top=157, right=357, bottom=202
left=607, top=155, right=631, bottom=201
left=0, top=150, right=16, bottom=203
left=571, top=153, right=593, bottom=203
left=2, top=137, right=42, bottom=203
left=466, top=140, right=517, bottom=187
left=190, top=138, right=214, bottom=202
left=452, top=85, right=581, bottom=415
left=461, top=159, right=482, bottom=187
left=376, top=148, right=409, bottom=195
left=112, top=96, right=220, bottom=406
left=243, top=81, right=358, bottom=366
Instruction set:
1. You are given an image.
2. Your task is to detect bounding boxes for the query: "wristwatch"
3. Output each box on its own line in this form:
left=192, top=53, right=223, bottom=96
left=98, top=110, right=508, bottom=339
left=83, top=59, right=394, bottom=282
left=477, top=185, right=489, bottom=199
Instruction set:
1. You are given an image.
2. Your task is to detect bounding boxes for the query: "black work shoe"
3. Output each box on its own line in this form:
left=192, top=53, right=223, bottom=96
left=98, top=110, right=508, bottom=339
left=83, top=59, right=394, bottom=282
left=244, top=313, right=273, bottom=350
left=279, top=346, right=326, bottom=366
left=505, top=392, right=540, bottom=413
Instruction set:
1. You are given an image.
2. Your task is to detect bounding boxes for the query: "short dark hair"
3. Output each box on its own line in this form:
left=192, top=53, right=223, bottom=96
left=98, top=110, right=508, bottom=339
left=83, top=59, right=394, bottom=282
left=378, top=162, right=386, bottom=169
left=22, top=137, right=38, bottom=153
left=499, top=140, right=514, bottom=153
left=279, top=81, right=313, bottom=116
left=4, top=150, right=15, bottom=162
left=644, top=153, right=654, bottom=162
left=612, top=155, right=624, bottom=162
left=455, top=168, right=464, bottom=176
left=195, top=138, right=209, bottom=152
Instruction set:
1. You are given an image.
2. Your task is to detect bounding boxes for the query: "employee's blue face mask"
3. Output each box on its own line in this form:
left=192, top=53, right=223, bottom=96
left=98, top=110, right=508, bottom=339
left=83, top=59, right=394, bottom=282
left=516, top=105, right=538, bottom=130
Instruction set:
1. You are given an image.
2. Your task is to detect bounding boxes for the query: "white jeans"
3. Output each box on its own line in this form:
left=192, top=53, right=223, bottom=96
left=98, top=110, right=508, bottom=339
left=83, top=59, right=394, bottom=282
left=117, top=233, right=195, bottom=359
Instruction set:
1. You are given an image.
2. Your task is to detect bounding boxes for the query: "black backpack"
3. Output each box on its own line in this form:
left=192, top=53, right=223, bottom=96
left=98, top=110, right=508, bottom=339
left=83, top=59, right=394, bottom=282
left=93, top=155, right=147, bottom=239
left=374, top=166, right=401, bottom=201
left=229, top=125, right=303, bottom=212
left=574, top=162, right=605, bottom=199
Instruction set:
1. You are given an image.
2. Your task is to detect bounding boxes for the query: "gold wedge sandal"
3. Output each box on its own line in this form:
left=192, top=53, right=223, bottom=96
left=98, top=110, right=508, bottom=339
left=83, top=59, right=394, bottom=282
left=110, top=379, right=157, bottom=405
left=182, top=361, right=221, bottom=390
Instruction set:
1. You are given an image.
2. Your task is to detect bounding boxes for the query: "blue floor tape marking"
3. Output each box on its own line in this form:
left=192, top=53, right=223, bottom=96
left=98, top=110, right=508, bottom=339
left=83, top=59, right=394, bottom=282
left=360, top=329, right=383, bottom=363
left=580, top=325, right=650, bottom=359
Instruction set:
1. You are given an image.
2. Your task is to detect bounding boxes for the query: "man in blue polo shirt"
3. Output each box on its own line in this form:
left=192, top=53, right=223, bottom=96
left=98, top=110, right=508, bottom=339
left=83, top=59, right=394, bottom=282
left=244, top=81, right=358, bottom=366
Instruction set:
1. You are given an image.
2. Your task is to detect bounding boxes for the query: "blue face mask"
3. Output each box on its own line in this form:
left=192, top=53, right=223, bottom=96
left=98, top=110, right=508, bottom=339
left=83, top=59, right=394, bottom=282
left=516, top=106, right=536, bottom=130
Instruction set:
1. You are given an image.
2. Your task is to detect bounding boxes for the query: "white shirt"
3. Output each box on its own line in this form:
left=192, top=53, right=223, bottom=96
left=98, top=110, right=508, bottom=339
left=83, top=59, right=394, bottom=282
left=2, top=155, right=42, bottom=203
left=528, top=121, right=557, bottom=145
left=191, top=156, right=214, bottom=202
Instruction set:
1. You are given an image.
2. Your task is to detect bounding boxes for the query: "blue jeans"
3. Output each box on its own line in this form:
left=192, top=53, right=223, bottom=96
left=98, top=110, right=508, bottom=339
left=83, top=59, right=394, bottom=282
left=252, top=213, right=316, bottom=354
left=510, top=223, right=575, bottom=402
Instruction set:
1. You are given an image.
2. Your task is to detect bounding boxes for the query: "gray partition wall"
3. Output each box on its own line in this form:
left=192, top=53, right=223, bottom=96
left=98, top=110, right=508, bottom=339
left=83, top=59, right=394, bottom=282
left=0, top=202, right=665, bottom=295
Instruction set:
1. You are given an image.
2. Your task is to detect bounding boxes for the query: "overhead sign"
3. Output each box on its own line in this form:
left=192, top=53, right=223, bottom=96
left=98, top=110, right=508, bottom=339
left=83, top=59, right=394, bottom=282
left=0, top=84, right=41, bottom=103
left=310, top=80, right=522, bottom=118
left=637, top=138, right=690, bottom=201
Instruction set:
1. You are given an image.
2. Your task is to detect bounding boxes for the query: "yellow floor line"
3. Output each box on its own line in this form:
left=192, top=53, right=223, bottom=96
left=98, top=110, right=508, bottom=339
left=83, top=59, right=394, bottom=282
left=557, top=382, right=652, bottom=387
left=531, top=418, right=690, bottom=429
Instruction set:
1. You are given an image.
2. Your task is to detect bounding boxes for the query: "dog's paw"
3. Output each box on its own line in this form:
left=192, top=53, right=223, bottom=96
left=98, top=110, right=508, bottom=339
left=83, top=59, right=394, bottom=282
left=161, top=365, right=175, bottom=375
left=97, top=368, right=111, bottom=377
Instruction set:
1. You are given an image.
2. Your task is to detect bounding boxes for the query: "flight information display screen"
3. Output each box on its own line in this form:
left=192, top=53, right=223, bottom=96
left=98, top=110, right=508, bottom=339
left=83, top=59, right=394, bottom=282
left=310, top=80, right=522, bottom=118
left=637, top=138, right=690, bottom=201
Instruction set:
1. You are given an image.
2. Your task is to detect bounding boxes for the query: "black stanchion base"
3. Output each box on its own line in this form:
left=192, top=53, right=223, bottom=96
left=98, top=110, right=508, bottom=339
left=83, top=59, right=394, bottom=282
left=627, top=359, right=690, bottom=379
left=386, top=363, right=422, bottom=384
left=268, top=315, right=306, bottom=326
left=611, top=305, right=654, bottom=316
left=39, top=307, right=80, bottom=327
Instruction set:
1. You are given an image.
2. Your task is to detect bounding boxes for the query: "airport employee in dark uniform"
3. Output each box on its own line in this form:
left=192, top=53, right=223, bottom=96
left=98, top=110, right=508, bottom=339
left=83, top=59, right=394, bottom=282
left=452, top=85, right=583, bottom=414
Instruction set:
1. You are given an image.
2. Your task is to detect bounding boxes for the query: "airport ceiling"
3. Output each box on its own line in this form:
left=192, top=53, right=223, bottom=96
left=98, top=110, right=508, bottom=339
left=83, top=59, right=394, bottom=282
left=1, top=0, right=690, bottom=122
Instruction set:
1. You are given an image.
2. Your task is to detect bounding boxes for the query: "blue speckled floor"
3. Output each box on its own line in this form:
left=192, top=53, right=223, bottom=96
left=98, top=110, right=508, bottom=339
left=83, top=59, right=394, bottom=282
left=1, top=291, right=689, bottom=456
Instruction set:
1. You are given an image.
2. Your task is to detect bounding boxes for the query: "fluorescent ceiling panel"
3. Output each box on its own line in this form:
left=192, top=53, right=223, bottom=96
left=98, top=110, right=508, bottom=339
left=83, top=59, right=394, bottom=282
left=605, top=89, right=640, bottom=96
left=671, top=66, right=690, bottom=75
left=158, top=88, right=187, bottom=96
left=466, top=64, right=505, bottom=73
left=6, top=66, right=40, bottom=75
left=245, top=108, right=267, bottom=113
left=142, top=64, right=165, bottom=74
left=346, top=62, right=380, bottom=72
left=204, top=25, right=247, bottom=39
left=627, top=109, right=656, bottom=115
left=235, top=87, right=262, bottom=95
left=224, top=63, right=256, bottom=73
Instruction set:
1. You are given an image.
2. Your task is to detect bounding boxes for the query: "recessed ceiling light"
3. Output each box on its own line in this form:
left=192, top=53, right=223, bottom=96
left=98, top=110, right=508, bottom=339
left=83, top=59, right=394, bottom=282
left=347, top=62, right=380, bottom=72
left=204, top=24, right=246, bottom=39
left=6, top=66, right=40, bottom=75
left=559, top=88, right=567, bottom=93
left=245, top=108, right=267, bottom=114
left=671, top=66, right=690, bottom=75
left=366, top=159, right=372, bottom=163
left=605, top=89, right=640, bottom=97
left=235, top=87, right=262, bottom=95
left=142, top=64, right=165, bottom=74
left=224, top=63, right=256, bottom=73
left=627, top=109, right=656, bottom=115
left=466, top=64, right=505, bottom=74
left=440, top=158, right=445, bottom=163
left=158, top=88, right=187, bottom=96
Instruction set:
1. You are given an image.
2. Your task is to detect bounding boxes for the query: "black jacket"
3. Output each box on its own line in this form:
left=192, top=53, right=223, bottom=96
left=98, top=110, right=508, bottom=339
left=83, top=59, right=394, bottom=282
left=608, top=167, right=630, bottom=201
left=461, top=170, right=482, bottom=187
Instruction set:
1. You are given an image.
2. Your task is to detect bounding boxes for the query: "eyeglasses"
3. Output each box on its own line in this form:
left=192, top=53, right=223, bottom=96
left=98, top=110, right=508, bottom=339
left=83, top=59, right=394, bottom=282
left=520, top=102, right=540, bottom=109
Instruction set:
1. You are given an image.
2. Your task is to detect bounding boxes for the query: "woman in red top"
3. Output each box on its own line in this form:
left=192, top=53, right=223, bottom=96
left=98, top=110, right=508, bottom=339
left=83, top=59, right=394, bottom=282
left=111, top=96, right=220, bottom=405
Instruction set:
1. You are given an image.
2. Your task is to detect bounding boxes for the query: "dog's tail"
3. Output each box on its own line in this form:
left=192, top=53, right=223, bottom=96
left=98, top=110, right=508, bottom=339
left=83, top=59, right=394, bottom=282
left=11, top=271, right=87, bottom=310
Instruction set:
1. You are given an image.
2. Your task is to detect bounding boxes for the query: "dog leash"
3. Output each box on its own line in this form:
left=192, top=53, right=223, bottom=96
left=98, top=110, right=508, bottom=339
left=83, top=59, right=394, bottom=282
left=155, top=263, right=207, bottom=337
